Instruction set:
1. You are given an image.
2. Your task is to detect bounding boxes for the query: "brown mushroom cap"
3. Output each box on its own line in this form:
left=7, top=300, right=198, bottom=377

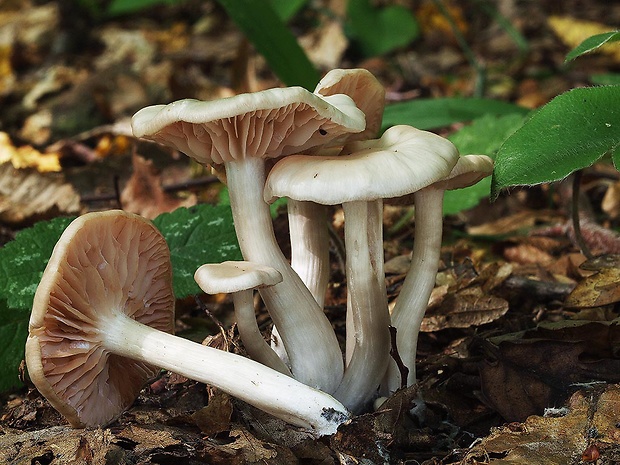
left=131, top=87, right=365, bottom=166
left=314, top=68, right=386, bottom=141
left=25, top=210, right=174, bottom=427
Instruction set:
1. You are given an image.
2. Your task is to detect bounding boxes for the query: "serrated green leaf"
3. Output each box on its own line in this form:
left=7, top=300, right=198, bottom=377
left=153, top=204, right=241, bottom=298
left=215, top=0, right=319, bottom=89
left=0, top=216, right=75, bottom=310
left=346, top=0, right=419, bottom=57
left=492, top=86, right=620, bottom=199
left=443, top=114, right=526, bottom=214
left=0, top=299, right=28, bottom=392
left=382, top=98, right=528, bottom=131
left=565, top=30, right=620, bottom=63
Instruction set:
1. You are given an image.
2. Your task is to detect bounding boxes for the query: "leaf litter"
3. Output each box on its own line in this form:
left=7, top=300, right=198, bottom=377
left=2, top=0, right=620, bottom=464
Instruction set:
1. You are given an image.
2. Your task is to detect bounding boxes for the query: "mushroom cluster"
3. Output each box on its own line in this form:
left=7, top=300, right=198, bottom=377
left=26, top=69, right=493, bottom=437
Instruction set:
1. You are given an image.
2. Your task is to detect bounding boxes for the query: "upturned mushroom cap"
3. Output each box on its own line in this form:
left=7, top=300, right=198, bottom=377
left=314, top=68, right=386, bottom=141
left=25, top=210, right=174, bottom=427
left=387, top=154, right=494, bottom=205
left=263, top=125, right=459, bottom=205
left=194, top=261, right=282, bottom=294
left=131, top=87, right=366, bottom=166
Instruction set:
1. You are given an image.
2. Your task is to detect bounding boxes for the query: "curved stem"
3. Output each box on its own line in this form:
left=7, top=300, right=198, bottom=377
left=334, top=200, right=390, bottom=412
left=384, top=188, right=444, bottom=394
left=232, top=291, right=292, bottom=376
left=102, top=311, right=349, bottom=436
left=288, top=200, right=330, bottom=308
left=225, top=158, right=344, bottom=393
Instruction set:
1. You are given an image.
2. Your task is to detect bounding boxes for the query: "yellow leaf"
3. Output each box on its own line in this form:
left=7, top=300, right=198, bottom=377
left=548, top=16, right=620, bottom=62
left=0, top=131, right=60, bottom=172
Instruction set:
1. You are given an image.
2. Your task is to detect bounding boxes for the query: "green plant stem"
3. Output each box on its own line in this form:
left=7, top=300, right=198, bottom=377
left=572, top=171, right=594, bottom=260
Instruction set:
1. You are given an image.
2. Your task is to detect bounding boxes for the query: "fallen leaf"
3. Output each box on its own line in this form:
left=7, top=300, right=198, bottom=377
left=478, top=320, right=620, bottom=422
left=565, top=254, right=620, bottom=308
left=0, top=132, right=60, bottom=172
left=0, top=162, right=80, bottom=224
left=461, top=384, right=620, bottom=464
left=120, top=153, right=196, bottom=219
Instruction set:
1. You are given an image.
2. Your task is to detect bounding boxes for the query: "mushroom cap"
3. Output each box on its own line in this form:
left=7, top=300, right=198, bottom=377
left=131, top=87, right=366, bottom=166
left=388, top=154, right=494, bottom=205
left=194, top=261, right=283, bottom=294
left=314, top=68, right=385, bottom=141
left=263, top=125, right=459, bottom=205
left=432, top=154, right=494, bottom=190
left=25, top=210, right=174, bottom=428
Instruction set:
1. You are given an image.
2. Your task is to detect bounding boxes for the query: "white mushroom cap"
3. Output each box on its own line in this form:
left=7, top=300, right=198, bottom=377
left=25, top=210, right=174, bottom=427
left=263, top=125, right=460, bottom=205
left=314, top=68, right=386, bottom=141
left=131, top=87, right=366, bottom=166
left=194, top=261, right=282, bottom=294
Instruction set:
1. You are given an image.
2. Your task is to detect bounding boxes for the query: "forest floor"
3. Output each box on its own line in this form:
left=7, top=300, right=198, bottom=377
left=1, top=1, right=620, bottom=463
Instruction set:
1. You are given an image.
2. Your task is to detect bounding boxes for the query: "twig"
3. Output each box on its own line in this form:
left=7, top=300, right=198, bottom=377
left=572, top=171, right=594, bottom=259
left=388, top=326, right=409, bottom=390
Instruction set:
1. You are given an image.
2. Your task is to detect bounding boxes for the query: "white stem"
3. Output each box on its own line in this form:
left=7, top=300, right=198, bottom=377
left=384, top=188, right=444, bottom=394
left=288, top=200, right=330, bottom=308
left=225, top=158, right=344, bottom=393
left=232, top=291, right=292, bottom=376
left=102, top=311, right=349, bottom=436
left=334, top=200, right=390, bottom=412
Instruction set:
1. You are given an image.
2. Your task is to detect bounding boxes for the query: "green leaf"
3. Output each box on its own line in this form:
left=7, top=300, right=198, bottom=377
left=269, top=0, right=308, bottom=21
left=153, top=204, right=241, bottom=298
left=444, top=113, right=526, bottom=215
left=0, top=299, right=28, bottom=393
left=215, top=0, right=319, bottom=89
left=382, top=97, right=529, bottom=131
left=346, top=0, right=419, bottom=57
left=106, top=0, right=182, bottom=16
left=565, top=30, right=620, bottom=63
left=591, top=73, right=620, bottom=86
left=0, top=216, right=74, bottom=310
left=491, top=86, right=620, bottom=199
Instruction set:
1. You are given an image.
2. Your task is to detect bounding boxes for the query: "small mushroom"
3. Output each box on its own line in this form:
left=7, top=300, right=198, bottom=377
left=25, top=211, right=350, bottom=436
left=264, top=125, right=459, bottom=412
left=384, top=154, right=494, bottom=393
left=132, top=86, right=366, bottom=393
left=194, top=261, right=291, bottom=376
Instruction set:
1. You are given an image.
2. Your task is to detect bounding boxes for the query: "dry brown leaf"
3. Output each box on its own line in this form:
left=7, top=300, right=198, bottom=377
left=467, top=210, right=561, bottom=236
left=478, top=321, right=620, bottom=422
left=0, top=162, right=80, bottom=224
left=120, top=153, right=196, bottom=219
left=565, top=254, right=620, bottom=308
left=461, top=385, right=620, bottom=464
left=299, top=20, right=348, bottom=69
left=421, top=287, right=509, bottom=332
left=602, top=181, right=620, bottom=219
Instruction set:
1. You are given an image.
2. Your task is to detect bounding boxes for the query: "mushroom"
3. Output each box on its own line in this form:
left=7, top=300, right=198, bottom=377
left=132, top=87, right=366, bottom=393
left=283, top=69, right=386, bottom=308
left=384, top=154, right=494, bottom=393
left=194, top=261, right=291, bottom=376
left=25, top=210, right=350, bottom=436
left=264, top=125, right=459, bottom=412
left=270, top=69, right=387, bottom=370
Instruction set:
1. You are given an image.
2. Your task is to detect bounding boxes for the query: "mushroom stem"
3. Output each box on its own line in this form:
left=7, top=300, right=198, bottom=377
left=225, top=157, right=344, bottom=393
left=232, top=291, right=292, bottom=376
left=334, top=200, right=391, bottom=412
left=288, top=200, right=330, bottom=308
left=100, top=309, right=349, bottom=436
left=385, top=188, right=444, bottom=393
